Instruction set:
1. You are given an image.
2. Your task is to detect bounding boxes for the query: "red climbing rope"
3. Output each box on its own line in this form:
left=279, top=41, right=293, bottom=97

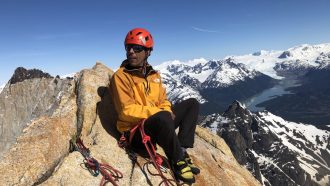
left=74, top=138, right=123, bottom=186
left=118, top=119, right=179, bottom=186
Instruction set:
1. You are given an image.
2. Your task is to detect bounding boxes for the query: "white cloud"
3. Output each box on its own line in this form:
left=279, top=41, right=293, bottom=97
left=192, top=26, right=219, bottom=33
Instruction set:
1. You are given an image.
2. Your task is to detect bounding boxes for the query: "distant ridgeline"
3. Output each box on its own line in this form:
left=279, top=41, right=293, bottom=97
left=156, top=43, right=330, bottom=127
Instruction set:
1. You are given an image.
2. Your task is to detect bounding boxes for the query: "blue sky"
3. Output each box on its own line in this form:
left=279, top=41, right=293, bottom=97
left=1, top=0, right=330, bottom=85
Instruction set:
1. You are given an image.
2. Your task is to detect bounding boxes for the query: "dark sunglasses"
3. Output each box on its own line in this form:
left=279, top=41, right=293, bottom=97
left=125, top=44, right=146, bottom=53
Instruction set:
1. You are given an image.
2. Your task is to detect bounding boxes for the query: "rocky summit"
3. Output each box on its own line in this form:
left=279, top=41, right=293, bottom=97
left=0, top=63, right=259, bottom=186
left=9, top=67, right=53, bottom=85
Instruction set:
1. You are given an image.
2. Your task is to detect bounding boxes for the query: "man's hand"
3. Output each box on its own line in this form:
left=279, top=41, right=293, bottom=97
left=171, top=112, right=176, bottom=120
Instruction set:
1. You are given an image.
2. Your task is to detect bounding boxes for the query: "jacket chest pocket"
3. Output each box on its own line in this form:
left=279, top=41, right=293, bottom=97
left=134, top=82, right=158, bottom=98
left=148, top=82, right=160, bottom=100
left=134, top=79, right=161, bottom=106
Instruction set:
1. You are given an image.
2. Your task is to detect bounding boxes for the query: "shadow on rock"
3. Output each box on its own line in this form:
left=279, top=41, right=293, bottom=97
left=97, top=86, right=121, bottom=140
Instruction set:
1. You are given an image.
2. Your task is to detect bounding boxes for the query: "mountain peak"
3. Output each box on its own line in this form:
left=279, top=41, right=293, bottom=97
left=202, top=105, right=330, bottom=185
left=202, top=60, right=259, bottom=88
left=278, top=51, right=293, bottom=59
left=223, top=100, right=250, bottom=119
left=9, top=67, right=53, bottom=85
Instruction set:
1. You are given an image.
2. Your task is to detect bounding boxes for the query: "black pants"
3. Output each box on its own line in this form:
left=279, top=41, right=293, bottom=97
left=130, top=98, right=199, bottom=163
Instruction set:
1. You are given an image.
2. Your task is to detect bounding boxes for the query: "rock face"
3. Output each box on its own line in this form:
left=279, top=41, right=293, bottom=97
left=0, top=68, right=73, bottom=159
left=278, top=51, right=293, bottom=59
left=201, top=101, right=330, bottom=186
left=0, top=63, right=259, bottom=186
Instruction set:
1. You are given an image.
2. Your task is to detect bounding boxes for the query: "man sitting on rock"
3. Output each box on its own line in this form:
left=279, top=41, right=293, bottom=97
left=109, top=28, right=200, bottom=184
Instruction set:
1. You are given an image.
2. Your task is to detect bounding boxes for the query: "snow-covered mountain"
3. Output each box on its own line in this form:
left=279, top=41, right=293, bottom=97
left=155, top=43, right=330, bottom=83
left=159, top=71, right=206, bottom=104
left=154, top=58, right=274, bottom=109
left=315, top=52, right=330, bottom=69
left=254, top=112, right=330, bottom=185
left=226, top=43, right=330, bottom=78
left=155, top=58, right=208, bottom=104
left=156, top=58, right=260, bottom=88
left=155, top=43, right=330, bottom=115
left=202, top=59, right=259, bottom=88
left=201, top=101, right=330, bottom=186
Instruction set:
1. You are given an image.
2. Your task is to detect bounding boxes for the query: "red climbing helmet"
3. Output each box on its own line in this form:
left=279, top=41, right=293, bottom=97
left=124, top=28, right=154, bottom=49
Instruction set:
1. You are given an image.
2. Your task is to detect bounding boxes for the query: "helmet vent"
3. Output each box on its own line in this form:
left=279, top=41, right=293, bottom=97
left=136, top=32, right=142, bottom=35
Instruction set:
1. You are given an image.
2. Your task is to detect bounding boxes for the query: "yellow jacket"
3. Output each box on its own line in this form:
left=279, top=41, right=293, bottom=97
left=109, top=61, right=172, bottom=133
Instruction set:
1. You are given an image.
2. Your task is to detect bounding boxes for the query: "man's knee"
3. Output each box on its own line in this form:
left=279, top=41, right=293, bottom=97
left=145, top=111, right=174, bottom=135
left=155, top=111, right=175, bottom=129
left=186, top=98, right=199, bottom=109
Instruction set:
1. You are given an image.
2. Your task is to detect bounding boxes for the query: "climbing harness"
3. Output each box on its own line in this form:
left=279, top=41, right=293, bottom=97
left=72, top=137, right=123, bottom=186
left=118, top=119, right=179, bottom=186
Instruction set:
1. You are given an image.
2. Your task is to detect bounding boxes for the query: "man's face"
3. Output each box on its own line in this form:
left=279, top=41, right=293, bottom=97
left=125, top=44, right=150, bottom=67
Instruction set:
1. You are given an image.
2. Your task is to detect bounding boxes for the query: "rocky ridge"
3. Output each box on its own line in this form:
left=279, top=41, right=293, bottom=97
left=0, top=67, right=73, bottom=158
left=201, top=101, right=330, bottom=186
left=0, top=63, right=259, bottom=186
left=9, top=67, right=53, bottom=85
